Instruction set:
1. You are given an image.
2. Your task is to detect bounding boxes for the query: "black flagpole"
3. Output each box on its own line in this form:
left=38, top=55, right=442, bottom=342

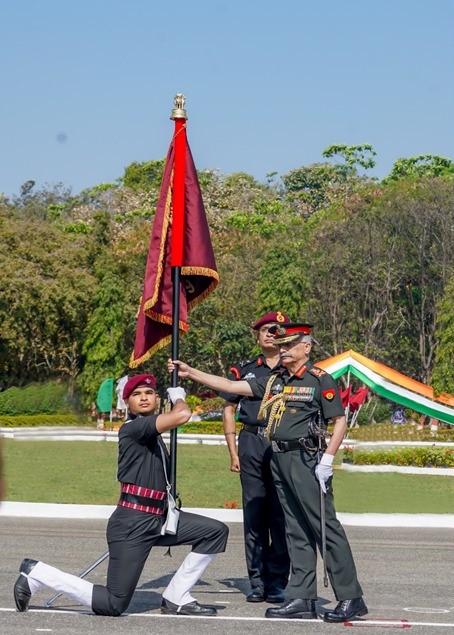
left=170, top=265, right=181, bottom=497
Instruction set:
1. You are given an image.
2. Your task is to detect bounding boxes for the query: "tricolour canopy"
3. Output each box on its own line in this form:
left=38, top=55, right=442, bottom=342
left=317, top=350, right=454, bottom=426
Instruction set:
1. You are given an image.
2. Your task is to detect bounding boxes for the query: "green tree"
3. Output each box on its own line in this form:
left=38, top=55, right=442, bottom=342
left=432, top=272, right=454, bottom=395
left=322, top=143, right=377, bottom=173
left=0, top=213, right=97, bottom=389
left=121, top=159, right=166, bottom=191
left=384, top=155, right=454, bottom=182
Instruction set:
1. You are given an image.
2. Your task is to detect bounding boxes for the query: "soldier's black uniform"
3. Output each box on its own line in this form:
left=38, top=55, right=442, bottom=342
left=220, top=354, right=290, bottom=596
left=92, top=411, right=229, bottom=615
left=246, top=362, right=363, bottom=602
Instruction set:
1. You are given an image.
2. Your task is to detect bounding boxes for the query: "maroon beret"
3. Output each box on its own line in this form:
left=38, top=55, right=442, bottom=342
left=123, top=374, right=157, bottom=399
left=252, top=311, right=291, bottom=331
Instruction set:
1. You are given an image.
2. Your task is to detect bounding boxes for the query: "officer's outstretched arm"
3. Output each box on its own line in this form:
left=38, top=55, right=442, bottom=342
left=167, top=359, right=253, bottom=397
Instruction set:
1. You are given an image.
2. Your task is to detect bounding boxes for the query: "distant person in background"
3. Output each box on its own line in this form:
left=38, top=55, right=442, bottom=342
left=220, top=312, right=290, bottom=604
left=116, top=375, right=129, bottom=420
left=391, top=407, right=406, bottom=425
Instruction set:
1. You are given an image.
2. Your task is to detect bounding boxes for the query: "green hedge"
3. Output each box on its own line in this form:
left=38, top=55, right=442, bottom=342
left=179, top=421, right=241, bottom=435
left=0, top=414, right=92, bottom=428
left=0, top=416, right=233, bottom=432
left=0, top=381, right=74, bottom=415
left=347, top=423, right=454, bottom=443
left=343, top=446, right=454, bottom=468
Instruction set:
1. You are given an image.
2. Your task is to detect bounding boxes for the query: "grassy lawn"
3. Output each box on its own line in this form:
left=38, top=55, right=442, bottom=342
left=3, top=439, right=454, bottom=513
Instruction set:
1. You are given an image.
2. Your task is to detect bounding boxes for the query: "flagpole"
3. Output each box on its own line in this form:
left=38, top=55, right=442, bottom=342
left=169, top=94, right=188, bottom=496
left=346, top=368, right=351, bottom=427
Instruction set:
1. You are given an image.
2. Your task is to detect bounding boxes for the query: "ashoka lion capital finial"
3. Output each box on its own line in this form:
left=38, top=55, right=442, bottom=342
left=170, top=93, right=188, bottom=120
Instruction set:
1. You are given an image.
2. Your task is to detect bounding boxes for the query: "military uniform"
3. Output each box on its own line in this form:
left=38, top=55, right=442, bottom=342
left=246, top=361, right=363, bottom=602
left=220, top=354, right=290, bottom=597
left=92, top=410, right=229, bottom=615
left=13, top=375, right=229, bottom=618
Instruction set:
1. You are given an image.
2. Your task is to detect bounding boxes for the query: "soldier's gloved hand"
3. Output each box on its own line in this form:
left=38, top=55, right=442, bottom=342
left=315, top=453, right=334, bottom=493
left=166, top=387, right=187, bottom=404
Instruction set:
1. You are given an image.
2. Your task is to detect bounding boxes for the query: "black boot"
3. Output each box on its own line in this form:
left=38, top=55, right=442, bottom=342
left=265, top=598, right=317, bottom=619
left=14, top=558, right=38, bottom=612
left=323, top=597, right=368, bottom=622
left=161, top=598, right=217, bottom=616
left=246, top=588, right=265, bottom=602
left=265, top=587, right=285, bottom=603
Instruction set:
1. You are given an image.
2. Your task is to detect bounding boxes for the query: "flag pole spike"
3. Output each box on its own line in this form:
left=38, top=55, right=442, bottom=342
left=170, top=93, right=188, bottom=120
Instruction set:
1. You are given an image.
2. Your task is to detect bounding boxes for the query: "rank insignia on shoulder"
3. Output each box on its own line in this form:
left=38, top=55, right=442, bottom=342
left=309, top=366, right=326, bottom=378
left=322, top=389, right=335, bottom=401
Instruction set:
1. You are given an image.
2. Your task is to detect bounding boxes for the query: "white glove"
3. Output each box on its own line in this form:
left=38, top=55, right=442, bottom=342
left=167, top=387, right=187, bottom=404
left=315, top=453, right=334, bottom=493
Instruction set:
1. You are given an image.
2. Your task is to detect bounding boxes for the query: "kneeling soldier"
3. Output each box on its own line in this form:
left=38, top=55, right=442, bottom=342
left=14, top=374, right=228, bottom=617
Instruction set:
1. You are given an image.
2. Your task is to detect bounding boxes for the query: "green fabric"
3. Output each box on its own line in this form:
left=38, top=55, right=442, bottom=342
left=330, top=365, right=454, bottom=425
left=96, top=378, right=114, bottom=413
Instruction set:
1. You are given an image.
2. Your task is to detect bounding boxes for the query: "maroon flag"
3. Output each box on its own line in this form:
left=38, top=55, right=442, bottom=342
left=130, top=133, right=219, bottom=368
left=340, top=386, right=351, bottom=409
left=349, top=387, right=369, bottom=412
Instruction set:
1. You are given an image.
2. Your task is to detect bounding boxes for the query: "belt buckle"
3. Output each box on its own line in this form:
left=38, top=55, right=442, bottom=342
left=257, top=426, right=267, bottom=438
left=271, top=440, right=283, bottom=453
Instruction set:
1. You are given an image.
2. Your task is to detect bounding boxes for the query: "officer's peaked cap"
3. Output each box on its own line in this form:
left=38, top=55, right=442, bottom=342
left=269, top=322, right=314, bottom=344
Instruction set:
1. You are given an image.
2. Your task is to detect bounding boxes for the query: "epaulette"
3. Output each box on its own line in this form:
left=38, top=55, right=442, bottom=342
left=308, top=366, right=326, bottom=378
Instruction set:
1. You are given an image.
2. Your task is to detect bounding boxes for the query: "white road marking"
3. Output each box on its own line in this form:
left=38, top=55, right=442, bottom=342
left=1, top=607, right=454, bottom=626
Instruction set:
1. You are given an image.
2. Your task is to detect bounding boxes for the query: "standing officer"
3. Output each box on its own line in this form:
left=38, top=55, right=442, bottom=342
left=168, top=323, right=367, bottom=623
left=220, top=311, right=290, bottom=604
left=14, top=374, right=229, bottom=617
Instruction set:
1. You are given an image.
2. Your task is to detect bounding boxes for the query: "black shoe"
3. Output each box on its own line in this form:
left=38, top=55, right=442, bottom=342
left=161, top=598, right=217, bottom=616
left=323, top=597, right=368, bottom=623
left=265, top=588, right=285, bottom=603
left=265, top=598, right=317, bottom=619
left=246, top=588, right=265, bottom=603
left=14, top=558, right=38, bottom=612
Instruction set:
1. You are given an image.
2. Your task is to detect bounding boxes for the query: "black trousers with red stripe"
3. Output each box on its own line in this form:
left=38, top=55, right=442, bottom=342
left=92, top=507, right=228, bottom=616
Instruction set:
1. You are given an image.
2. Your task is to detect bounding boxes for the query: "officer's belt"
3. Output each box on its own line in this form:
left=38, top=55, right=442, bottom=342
left=271, top=437, right=319, bottom=453
left=119, top=492, right=167, bottom=511
left=242, top=424, right=267, bottom=436
left=118, top=483, right=167, bottom=515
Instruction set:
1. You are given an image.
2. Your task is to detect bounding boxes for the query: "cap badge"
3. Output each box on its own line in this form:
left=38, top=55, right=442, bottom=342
left=275, top=325, right=287, bottom=335
left=276, top=312, right=285, bottom=323
left=146, top=378, right=151, bottom=384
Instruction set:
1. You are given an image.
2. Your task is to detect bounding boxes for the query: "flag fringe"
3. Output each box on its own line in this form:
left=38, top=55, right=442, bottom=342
left=129, top=334, right=173, bottom=369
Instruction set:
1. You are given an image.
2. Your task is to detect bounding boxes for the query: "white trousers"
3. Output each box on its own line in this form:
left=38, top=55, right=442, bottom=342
left=26, top=561, right=93, bottom=608
left=162, top=552, right=215, bottom=606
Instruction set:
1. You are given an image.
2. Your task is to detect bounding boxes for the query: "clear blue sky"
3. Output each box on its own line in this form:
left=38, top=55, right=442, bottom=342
left=1, top=0, right=453, bottom=197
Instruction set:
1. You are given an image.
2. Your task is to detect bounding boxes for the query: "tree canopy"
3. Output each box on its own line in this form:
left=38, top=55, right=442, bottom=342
left=1, top=147, right=453, bottom=405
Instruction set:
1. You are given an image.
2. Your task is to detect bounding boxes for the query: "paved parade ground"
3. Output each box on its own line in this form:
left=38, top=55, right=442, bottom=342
left=1, top=516, right=454, bottom=635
